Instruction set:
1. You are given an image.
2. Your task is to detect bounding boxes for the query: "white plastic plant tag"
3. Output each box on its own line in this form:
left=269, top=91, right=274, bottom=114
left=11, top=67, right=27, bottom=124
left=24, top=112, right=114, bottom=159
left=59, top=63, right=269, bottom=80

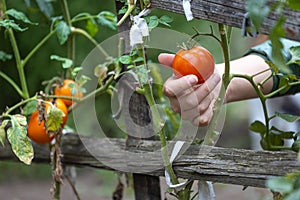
left=130, top=24, right=143, bottom=47
left=198, top=180, right=216, bottom=200
left=130, top=9, right=150, bottom=47
left=182, top=0, right=194, bottom=21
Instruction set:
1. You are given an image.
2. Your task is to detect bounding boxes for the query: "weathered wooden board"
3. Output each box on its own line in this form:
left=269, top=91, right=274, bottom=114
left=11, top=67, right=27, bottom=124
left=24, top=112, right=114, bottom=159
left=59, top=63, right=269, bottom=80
left=1, top=134, right=298, bottom=188
left=150, top=0, right=300, bottom=41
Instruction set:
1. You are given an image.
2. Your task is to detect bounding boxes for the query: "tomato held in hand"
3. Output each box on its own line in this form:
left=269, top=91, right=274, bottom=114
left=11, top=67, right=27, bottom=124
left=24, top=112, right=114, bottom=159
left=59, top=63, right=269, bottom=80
left=54, top=79, right=83, bottom=107
left=27, top=99, right=68, bottom=144
left=172, top=46, right=215, bottom=84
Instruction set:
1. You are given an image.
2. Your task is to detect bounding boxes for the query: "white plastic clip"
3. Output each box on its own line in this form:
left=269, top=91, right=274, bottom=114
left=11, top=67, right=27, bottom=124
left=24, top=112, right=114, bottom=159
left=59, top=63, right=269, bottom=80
left=198, top=180, right=216, bottom=200
left=165, top=141, right=189, bottom=190
left=182, top=0, right=194, bottom=21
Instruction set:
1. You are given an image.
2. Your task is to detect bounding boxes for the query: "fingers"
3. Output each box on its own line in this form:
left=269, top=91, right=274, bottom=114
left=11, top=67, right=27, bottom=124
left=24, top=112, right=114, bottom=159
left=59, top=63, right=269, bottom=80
left=163, top=75, right=198, bottom=97
left=163, top=73, right=221, bottom=127
left=158, top=53, right=175, bottom=67
left=179, top=73, right=220, bottom=111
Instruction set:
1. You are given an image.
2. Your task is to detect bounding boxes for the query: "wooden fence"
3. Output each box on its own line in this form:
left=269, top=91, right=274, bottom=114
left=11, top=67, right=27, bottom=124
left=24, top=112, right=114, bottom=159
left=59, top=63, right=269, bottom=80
left=1, top=134, right=299, bottom=189
left=1, top=0, right=300, bottom=199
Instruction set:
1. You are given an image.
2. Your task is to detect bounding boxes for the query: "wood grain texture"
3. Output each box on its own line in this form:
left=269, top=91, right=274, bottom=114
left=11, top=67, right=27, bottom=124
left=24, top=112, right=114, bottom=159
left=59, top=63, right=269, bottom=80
left=1, top=134, right=298, bottom=188
left=150, top=0, right=300, bottom=41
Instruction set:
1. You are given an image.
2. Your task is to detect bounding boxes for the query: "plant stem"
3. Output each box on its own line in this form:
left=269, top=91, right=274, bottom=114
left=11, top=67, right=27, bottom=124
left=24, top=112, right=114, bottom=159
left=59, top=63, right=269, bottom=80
left=136, top=45, right=178, bottom=185
left=4, top=96, right=37, bottom=115
left=218, top=24, right=230, bottom=89
left=22, top=30, right=56, bottom=67
left=60, top=0, right=74, bottom=79
left=203, top=24, right=231, bottom=146
left=68, top=76, right=114, bottom=111
left=230, top=73, right=272, bottom=149
left=117, top=4, right=136, bottom=26
left=265, top=81, right=300, bottom=98
left=143, top=84, right=179, bottom=185
left=1, top=0, right=29, bottom=99
left=71, top=28, right=111, bottom=59
left=0, top=71, right=24, bottom=98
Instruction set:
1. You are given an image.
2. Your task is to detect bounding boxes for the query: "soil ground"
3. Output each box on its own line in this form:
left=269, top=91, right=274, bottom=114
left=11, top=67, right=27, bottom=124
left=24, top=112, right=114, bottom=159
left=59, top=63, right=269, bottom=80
left=0, top=169, right=272, bottom=200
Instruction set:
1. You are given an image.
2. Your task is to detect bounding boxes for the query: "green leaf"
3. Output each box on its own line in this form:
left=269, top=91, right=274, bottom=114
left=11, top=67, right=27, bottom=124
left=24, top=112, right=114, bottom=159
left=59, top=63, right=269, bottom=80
left=265, top=60, right=279, bottom=74
left=285, top=189, right=300, bottom=200
left=278, top=75, right=295, bottom=95
left=249, top=120, right=266, bottom=135
left=270, top=126, right=294, bottom=139
left=136, top=64, right=150, bottom=85
left=118, top=6, right=127, bottom=14
left=159, top=15, right=173, bottom=27
left=292, top=140, right=300, bottom=152
left=133, top=56, right=144, bottom=63
left=97, top=11, right=117, bottom=30
left=71, top=67, right=83, bottom=77
left=50, top=55, right=73, bottom=69
left=86, top=18, right=98, bottom=37
left=0, top=51, right=12, bottom=62
left=35, top=0, right=54, bottom=19
left=21, top=101, right=37, bottom=116
left=275, top=112, right=300, bottom=122
left=245, top=0, right=270, bottom=30
left=269, top=133, right=284, bottom=146
left=159, top=15, right=173, bottom=23
left=6, top=9, right=37, bottom=25
left=46, top=105, right=64, bottom=132
left=148, top=16, right=159, bottom=29
left=55, top=21, right=71, bottom=45
left=288, top=0, right=300, bottom=11
left=287, top=46, right=300, bottom=65
left=0, top=19, right=28, bottom=32
left=266, top=177, right=293, bottom=194
left=7, top=115, right=34, bottom=165
left=119, top=55, right=132, bottom=64
left=0, top=120, right=8, bottom=146
left=270, top=17, right=288, bottom=73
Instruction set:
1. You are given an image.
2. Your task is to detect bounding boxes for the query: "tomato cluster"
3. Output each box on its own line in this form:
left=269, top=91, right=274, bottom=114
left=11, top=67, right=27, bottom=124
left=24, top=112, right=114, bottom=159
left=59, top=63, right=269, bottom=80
left=27, top=79, right=82, bottom=144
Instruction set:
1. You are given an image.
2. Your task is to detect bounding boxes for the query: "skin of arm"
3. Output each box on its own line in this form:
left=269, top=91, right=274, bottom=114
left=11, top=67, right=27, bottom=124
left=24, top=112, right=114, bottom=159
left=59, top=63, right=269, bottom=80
left=159, top=53, right=273, bottom=126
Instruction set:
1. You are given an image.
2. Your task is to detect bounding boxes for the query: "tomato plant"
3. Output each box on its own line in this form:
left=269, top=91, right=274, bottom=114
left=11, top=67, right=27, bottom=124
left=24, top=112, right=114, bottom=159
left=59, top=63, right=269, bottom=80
left=172, top=46, right=215, bottom=84
left=54, top=79, right=83, bottom=107
left=27, top=99, right=68, bottom=144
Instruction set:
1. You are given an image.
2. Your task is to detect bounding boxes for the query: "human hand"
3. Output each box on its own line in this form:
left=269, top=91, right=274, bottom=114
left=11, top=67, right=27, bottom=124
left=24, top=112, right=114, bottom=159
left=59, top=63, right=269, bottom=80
left=158, top=53, right=222, bottom=126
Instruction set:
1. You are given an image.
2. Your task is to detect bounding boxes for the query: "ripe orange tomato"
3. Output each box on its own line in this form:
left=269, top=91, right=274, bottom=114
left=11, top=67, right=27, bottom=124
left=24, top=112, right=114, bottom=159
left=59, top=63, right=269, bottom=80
left=27, top=99, right=68, bottom=144
left=54, top=79, right=83, bottom=107
left=172, top=46, right=215, bottom=84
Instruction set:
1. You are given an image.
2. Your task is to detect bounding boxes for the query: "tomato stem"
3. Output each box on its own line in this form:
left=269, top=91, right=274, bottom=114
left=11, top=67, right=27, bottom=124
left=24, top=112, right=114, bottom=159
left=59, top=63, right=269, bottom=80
left=4, top=96, right=37, bottom=116
left=22, top=30, right=56, bottom=68
left=203, top=24, right=231, bottom=147
left=60, top=0, right=74, bottom=79
left=117, top=4, right=136, bottom=26
left=1, top=0, right=29, bottom=99
left=71, top=28, right=111, bottom=60
left=137, top=45, right=179, bottom=185
left=190, top=26, right=221, bottom=46
left=0, top=71, right=24, bottom=98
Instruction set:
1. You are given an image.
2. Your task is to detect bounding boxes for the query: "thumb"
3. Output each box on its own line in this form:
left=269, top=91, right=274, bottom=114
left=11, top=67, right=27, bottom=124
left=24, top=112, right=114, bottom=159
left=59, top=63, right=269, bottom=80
left=158, top=53, right=175, bottom=67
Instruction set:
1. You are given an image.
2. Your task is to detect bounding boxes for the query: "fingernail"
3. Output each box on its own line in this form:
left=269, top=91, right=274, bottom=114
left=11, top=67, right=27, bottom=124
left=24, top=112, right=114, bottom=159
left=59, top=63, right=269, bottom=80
left=187, top=75, right=198, bottom=85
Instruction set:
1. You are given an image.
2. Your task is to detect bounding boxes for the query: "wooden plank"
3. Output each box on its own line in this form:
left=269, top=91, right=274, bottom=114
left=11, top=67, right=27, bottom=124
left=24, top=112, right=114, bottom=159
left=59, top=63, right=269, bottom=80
left=150, top=0, right=300, bottom=41
left=1, top=134, right=298, bottom=188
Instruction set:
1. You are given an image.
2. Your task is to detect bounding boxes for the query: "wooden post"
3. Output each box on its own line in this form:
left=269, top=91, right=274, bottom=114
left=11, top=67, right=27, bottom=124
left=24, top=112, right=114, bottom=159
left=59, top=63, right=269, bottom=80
left=115, top=1, right=161, bottom=199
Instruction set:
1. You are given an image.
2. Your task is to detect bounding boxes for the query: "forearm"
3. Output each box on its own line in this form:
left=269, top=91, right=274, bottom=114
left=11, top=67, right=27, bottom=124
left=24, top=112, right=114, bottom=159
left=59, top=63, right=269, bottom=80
left=216, top=54, right=273, bottom=103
